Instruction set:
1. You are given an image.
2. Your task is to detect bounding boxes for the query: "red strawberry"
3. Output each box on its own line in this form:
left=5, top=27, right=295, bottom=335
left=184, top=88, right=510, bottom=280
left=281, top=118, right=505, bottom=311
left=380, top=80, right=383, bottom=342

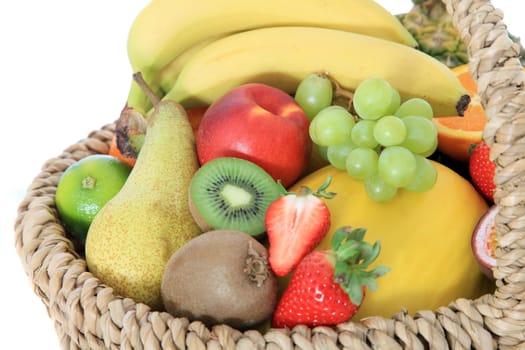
left=272, top=227, right=389, bottom=328
left=265, top=177, right=335, bottom=276
left=469, top=141, right=496, bottom=202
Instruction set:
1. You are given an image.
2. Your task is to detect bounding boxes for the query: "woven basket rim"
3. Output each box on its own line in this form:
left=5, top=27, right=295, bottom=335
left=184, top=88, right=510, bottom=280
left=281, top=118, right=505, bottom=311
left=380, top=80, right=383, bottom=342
left=14, top=0, right=525, bottom=348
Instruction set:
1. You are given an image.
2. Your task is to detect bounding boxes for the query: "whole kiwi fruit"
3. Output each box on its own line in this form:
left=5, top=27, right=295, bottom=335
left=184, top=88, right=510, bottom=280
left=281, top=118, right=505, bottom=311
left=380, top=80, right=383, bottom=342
left=161, top=229, right=278, bottom=328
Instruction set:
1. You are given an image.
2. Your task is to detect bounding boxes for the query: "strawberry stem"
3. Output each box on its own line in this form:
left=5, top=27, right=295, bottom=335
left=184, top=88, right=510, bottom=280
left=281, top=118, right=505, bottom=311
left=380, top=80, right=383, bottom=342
left=330, top=226, right=390, bottom=305
left=277, top=176, right=337, bottom=199
left=316, top=176, right=337, bottom=199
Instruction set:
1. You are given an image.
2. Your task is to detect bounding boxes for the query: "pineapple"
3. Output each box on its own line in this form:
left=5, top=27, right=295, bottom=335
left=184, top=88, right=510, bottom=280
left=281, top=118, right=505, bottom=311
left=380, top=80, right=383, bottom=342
left=398, top=0, right=524, bottom=68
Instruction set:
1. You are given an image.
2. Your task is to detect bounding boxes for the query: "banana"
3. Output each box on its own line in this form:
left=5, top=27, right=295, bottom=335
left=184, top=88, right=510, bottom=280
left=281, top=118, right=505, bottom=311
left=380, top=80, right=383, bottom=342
left=164, top=26, right=470, bottom=117
left=126, top=0, right=417, bottom=113
left=157, top=36, right=226, bottom=93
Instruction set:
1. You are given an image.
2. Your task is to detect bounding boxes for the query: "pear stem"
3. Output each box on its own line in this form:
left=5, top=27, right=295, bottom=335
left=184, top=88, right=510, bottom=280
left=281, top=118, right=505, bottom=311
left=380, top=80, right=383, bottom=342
left=133, top=72, right=160, bottom=106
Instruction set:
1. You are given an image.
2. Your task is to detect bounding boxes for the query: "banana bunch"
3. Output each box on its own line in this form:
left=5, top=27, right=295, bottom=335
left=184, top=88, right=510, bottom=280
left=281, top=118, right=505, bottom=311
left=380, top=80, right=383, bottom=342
left=125, top=0, right=418, bottom=114
left=120, top=0, right=470, bottom=155
left=163, top=26, right=469, bottom=117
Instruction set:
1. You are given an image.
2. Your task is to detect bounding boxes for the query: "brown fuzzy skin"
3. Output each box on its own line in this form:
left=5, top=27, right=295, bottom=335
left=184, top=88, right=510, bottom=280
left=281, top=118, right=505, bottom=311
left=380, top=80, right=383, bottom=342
left=187, top=186, right=214, bottom=233
left=161, top=230, right=278, bottom=328
left=86, top=101, right=201, bottom=310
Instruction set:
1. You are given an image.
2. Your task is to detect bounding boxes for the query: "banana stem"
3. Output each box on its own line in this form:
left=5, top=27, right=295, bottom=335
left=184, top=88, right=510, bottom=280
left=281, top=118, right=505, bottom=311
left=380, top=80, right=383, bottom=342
left=329, top=77, right=355, bottom=115
left=133, top=72, right=161, bottom=106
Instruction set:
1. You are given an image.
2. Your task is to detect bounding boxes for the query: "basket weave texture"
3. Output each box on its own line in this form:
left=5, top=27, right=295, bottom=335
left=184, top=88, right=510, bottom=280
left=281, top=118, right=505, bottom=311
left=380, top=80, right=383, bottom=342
left=14, top=0, right=525, bottom=348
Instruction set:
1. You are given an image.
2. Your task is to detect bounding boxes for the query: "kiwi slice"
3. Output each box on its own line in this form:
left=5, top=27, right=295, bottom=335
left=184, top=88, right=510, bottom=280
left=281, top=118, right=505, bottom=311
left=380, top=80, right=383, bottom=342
left=189, top=157, right=281, bottom=236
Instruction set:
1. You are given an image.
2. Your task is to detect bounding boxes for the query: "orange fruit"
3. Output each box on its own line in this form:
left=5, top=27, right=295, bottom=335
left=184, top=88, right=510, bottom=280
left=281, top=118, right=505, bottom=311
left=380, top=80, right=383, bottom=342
left=55, top=154, right=131, bottom=244
left=433, top=64, right=486, bottom=162
left=109, top=135, right=137, bottom=167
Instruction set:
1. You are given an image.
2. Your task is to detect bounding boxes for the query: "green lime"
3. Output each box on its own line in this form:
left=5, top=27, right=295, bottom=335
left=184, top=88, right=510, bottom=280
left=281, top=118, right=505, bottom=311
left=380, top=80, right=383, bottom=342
left=55, top=154, right=131, bottom=243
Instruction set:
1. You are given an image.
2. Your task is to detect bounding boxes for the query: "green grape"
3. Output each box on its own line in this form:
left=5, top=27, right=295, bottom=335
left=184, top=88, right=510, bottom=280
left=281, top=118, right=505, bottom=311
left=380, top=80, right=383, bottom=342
left=309, top=105, right=355, bottom=146
left=395, top=98, right=433, bottom=119
left=373, top=115, right=406, bottom=147
left=351, top=119, right=378, bottom=148
left=404, top=155, right=438, bottom=192
left=400, top=116, right=437, bottom=154
left=346, top=147, right=378, bottom=180
left=295, top=73, right=334, bottom=120
left=389, top=88, right=401, bottom=117
left=378, top=146, right=417, bottom=187
left=419, top=137, right=438, bottom=157
left=364, top=173, right=398, bottom=202
left=353, top=77, right=400, bottom=120
left=327, top=139, right=356, bottom=170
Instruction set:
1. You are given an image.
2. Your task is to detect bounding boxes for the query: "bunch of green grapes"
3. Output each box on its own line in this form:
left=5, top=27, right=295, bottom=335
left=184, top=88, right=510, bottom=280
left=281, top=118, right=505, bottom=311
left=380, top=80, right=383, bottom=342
left=295, top=74, right=438, bottom=202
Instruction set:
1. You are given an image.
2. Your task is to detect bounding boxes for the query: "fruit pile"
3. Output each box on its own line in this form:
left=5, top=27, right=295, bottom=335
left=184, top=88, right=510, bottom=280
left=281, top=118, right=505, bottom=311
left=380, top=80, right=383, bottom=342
left=54, top=0, right=499, bottom=332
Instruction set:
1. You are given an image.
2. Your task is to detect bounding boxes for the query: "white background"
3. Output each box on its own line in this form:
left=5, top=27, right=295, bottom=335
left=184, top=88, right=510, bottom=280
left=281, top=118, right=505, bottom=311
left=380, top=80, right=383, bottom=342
left=1, top=1, right=523, bottom=348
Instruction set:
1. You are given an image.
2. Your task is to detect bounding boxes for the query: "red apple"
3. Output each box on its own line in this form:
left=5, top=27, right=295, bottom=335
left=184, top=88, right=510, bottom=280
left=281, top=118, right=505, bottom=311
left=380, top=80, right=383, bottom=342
left=196, top=83, right=312, bottom=188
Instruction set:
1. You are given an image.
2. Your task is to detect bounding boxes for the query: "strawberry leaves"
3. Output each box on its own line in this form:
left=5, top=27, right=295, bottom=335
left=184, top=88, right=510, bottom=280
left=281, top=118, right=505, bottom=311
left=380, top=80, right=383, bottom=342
left=272, top=226, right=389, bottom=328
left=332, top=227, right=390, bottom=305
left=275, top=175, right=336, bottom=199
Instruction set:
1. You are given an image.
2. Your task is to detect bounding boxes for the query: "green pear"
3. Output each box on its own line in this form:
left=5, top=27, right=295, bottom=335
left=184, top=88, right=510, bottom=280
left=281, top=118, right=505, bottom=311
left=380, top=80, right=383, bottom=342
left=85, top=97, right=201, bottom=310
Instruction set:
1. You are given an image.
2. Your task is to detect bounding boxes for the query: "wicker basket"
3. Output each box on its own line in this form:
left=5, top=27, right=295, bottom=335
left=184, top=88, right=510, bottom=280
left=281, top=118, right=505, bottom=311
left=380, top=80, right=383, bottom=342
left=14, top=0, right=525, bottom=348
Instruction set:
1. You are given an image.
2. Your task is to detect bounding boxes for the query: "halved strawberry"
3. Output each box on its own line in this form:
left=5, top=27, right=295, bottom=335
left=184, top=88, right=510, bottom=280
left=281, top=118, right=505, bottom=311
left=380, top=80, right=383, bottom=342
left=272, top=226, right=389, bottom=328
left=265, top=177, right=335, bottom=276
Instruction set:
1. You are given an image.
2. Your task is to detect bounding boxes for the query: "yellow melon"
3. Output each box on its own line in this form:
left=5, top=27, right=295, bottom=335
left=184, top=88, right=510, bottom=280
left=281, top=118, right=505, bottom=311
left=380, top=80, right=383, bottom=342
left=288, top=161, right=494, bottom=319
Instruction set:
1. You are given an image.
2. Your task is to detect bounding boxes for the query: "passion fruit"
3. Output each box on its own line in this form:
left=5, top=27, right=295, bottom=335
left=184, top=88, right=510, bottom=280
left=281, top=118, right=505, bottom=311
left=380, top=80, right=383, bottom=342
left=160, top=230, right=278, bottom=329
left=471, top=205, right=498, bottom=280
